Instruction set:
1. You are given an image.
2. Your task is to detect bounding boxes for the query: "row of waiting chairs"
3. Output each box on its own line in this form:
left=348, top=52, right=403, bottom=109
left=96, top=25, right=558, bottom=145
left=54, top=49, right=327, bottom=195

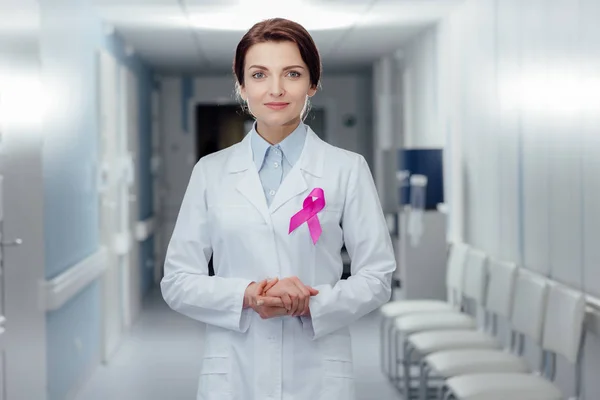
left=379, top=242, right=588, bottom=400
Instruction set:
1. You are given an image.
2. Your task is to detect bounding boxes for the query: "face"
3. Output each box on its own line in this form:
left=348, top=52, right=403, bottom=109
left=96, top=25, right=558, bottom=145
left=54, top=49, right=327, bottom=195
left=239, top=41, right=317, bottom=129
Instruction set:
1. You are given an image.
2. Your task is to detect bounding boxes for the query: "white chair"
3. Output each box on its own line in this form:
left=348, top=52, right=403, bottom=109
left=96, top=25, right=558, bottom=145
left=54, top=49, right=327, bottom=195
left=380, top=242, right=469, bottom=378
left=418, top=269, right=549, bottom=399
left=393, top=248, right=487, bottom=397
left=408, top=258, right=518, bottom=399
left=441, top=281, right=587, bottom=400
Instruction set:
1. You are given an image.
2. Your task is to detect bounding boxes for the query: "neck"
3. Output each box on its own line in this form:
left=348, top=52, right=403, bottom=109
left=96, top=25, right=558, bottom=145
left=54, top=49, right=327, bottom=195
left=256, top=118, right=301, bottom=145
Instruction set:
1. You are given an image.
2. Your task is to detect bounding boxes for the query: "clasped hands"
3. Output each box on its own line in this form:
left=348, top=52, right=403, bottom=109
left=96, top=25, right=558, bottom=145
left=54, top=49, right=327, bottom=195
left=243, top=277, right=318, bottom=320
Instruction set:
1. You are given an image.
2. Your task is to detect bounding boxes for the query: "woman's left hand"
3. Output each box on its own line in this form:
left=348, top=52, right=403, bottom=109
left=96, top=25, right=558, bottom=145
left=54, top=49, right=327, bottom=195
left=264, top=277, right=318, bottom=317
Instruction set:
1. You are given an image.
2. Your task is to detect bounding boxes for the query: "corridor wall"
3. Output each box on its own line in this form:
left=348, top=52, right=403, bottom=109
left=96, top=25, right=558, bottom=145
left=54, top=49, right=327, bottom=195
left=402, top=0, right=600, bottom=398
left=38, top=1, right=155, bottom=399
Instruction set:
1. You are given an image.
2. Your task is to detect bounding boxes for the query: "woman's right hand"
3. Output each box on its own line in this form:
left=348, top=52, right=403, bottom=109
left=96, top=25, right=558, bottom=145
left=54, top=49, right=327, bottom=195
left=244, top=278, right=289, bottom=319
left=264, top=277, right=319, bottom=317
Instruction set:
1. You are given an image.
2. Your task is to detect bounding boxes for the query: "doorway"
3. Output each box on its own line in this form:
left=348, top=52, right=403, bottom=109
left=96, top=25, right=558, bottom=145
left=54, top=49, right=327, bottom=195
left=97, top=49, right=138, bottom=362
left=122, top=66, right=141, bottom=331
left=195, top=105, right=253, bottom=161
left=303, top=107, right=326, bottom=141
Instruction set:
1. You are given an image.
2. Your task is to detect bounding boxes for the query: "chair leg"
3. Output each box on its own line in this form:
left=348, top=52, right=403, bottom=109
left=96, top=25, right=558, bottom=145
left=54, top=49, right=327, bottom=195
left=380, top=317, right=388, bottom=374
left=443, top=390, right=455, bottom=400
left=437, top=384, right=446, bottom=400
left=403, top=342, right=415, bottom=399
left=389, top=325, right=398, bottom=380
left=392, top=328, right=402, bottom=386
left=419, top=361, right=430, bottom=400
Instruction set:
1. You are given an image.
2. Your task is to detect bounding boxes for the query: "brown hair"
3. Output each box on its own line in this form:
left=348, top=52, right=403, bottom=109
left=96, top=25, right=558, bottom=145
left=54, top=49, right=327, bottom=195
left=233, top=18, right=322, bottom=91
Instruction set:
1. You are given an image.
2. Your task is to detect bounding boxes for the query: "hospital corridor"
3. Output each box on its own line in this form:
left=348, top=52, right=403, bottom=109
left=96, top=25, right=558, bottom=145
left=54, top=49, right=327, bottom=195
left=1, top=0, right=600, bottom=399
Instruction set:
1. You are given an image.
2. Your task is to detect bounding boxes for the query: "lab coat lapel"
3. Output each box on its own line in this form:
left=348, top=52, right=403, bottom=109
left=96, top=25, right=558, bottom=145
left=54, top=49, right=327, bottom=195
left=269, top=127, right=325, bottom=214
left=227, top=133, right=270, bottom=224
left=269, top=166, right=308, bottom=214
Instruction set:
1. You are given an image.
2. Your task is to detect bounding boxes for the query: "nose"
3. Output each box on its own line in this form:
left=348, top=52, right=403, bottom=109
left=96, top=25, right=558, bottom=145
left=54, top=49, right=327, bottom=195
left=269, top=77, right=284, bottom=97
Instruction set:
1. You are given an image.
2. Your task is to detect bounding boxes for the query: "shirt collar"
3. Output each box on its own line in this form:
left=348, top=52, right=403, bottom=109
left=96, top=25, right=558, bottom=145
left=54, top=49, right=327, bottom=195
left=250, top=121, right=307, bottom=170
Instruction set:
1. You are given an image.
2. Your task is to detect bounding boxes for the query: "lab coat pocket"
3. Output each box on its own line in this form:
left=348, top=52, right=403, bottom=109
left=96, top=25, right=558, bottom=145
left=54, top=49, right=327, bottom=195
left=197, top=356, right=232, bottom=400
left=318, top=330, right=355, bottom=399
left=318, top=329, right=353, bottom=362
left=320, top=359, right=355, bottom=399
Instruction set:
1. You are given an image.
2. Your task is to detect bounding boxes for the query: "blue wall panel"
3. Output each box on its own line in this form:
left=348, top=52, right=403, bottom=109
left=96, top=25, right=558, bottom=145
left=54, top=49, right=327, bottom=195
left=39, top=1, right=155, bottom=399
left=399, top=148, right=444, bottom=210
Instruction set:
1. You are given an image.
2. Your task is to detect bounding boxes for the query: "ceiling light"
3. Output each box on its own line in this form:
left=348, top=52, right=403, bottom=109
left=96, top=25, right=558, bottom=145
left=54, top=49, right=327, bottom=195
left=189, top=2, right=359, bottom=31
left=0, top=72, right=46, bottom=130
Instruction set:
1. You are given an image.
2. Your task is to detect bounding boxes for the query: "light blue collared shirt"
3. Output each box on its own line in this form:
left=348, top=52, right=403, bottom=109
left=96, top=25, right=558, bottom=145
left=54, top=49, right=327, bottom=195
left=250, top=121, right=307, bottom=206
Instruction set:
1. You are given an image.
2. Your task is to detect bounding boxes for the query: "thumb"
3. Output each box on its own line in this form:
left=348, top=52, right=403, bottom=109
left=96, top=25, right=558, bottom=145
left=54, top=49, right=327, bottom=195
left=254, top=280, right=270, bottom=306
left=308, top=286, right=319, bottom=296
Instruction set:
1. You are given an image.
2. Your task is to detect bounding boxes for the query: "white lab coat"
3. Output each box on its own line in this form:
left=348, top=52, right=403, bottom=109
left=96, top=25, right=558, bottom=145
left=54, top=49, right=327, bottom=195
left=161, top=126, right=396, bottom=400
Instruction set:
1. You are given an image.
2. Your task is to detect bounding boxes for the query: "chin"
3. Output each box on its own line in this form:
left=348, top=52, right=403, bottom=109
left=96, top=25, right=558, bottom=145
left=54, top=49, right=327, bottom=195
left=259, top=113, right=300, bottom=128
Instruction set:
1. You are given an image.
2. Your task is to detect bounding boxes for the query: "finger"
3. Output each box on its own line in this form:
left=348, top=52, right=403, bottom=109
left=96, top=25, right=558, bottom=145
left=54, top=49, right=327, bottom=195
left=292, top=284, right=306, bottom=315
left=264, top=277, right=279, bottom=293
left=253, top=280, right=268, bottom=306
left=290, top=281, right=310, bottom=315
left=281, top=293, right=292, bottom=311
left=255, top=279, right=268, bottom=293
left=294, top=285, right=310, bottom=316
left=293, top=297, right=305, bottom=317
left=258, top=296, right=284, bottom=308
left=299, top=284, right=311, bottom=298
left=275, top=306, right=290, bottom=317
left=307, top=286, right=319, bottom=296
left=301, top=291, right=311, bottom=316
left=261, top=306, right=290, bottom=319
left=289, top=293, right=299, bottom=315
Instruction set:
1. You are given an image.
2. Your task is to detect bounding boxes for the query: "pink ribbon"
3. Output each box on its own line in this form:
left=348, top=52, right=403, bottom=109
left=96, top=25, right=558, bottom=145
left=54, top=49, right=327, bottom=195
left=289, top=188, right=326, bottom=244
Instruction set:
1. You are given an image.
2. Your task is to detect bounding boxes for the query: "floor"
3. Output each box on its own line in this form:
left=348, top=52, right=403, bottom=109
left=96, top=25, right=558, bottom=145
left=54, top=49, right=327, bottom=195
left=75, top=287, right=402, bottom=400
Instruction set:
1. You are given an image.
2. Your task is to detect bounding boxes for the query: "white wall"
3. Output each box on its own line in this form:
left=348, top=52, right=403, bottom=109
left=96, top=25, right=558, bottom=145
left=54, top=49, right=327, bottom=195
left=372, top=56, right=402, bottom=213
left=404, top=0, right=600, bottom=398
left=0, top=14, right=47, bottom=398
left=402, top=26, right=442, bottom=149
left=158, top=73, right=373, bottom=255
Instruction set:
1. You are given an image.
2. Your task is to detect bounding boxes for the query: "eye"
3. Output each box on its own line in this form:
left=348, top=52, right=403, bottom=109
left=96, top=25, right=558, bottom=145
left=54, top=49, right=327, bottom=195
left=252, top=72, right=265, bottom=79
left=287, top=71, right=301, bottom=78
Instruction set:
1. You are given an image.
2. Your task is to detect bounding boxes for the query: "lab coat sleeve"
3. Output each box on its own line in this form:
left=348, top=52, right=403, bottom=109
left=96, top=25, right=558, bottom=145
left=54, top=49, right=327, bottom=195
left=160, top=161, right=254, bottom=332
left=307, top=155, right=396, bottom=339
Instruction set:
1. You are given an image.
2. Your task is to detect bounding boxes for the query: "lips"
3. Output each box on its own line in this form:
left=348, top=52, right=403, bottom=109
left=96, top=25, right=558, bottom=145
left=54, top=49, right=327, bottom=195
left=265, top=102, right=289, bottom=110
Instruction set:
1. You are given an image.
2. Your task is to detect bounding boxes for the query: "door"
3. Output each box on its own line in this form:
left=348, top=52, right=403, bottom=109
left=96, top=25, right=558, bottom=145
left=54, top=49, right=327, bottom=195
left=151, top=89, right=164, bottom=284
left=97, top=49, right=123, bottom=362
left=123, top=66, right=140, bottom=328
left=0, top=72, right=47, bottom=398
left=0, top=175, right=8, bottom=400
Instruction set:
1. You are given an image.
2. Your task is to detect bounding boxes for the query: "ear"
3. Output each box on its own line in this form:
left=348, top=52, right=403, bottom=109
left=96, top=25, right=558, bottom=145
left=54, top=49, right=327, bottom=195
left=307, top=85, right=317, bottom=98
left=239, top=83, right=247, bottom=101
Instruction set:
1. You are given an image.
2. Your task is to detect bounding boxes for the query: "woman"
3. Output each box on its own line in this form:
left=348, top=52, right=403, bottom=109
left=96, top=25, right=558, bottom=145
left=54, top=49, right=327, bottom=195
left=161, top=17, right=396, bottom=400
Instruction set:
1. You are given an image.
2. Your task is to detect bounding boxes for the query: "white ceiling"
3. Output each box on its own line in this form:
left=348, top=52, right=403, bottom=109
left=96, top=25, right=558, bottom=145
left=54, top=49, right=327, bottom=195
left=0, top=0, right=40, bottom=59
left=0, top=0, right=39, bottom=39
left=92, top=0, right=463, bottom=74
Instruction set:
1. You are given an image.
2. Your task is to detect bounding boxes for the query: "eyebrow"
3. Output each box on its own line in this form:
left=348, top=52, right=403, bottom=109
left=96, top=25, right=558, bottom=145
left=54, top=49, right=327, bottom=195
left=247, top=65, right=305, bottom=71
